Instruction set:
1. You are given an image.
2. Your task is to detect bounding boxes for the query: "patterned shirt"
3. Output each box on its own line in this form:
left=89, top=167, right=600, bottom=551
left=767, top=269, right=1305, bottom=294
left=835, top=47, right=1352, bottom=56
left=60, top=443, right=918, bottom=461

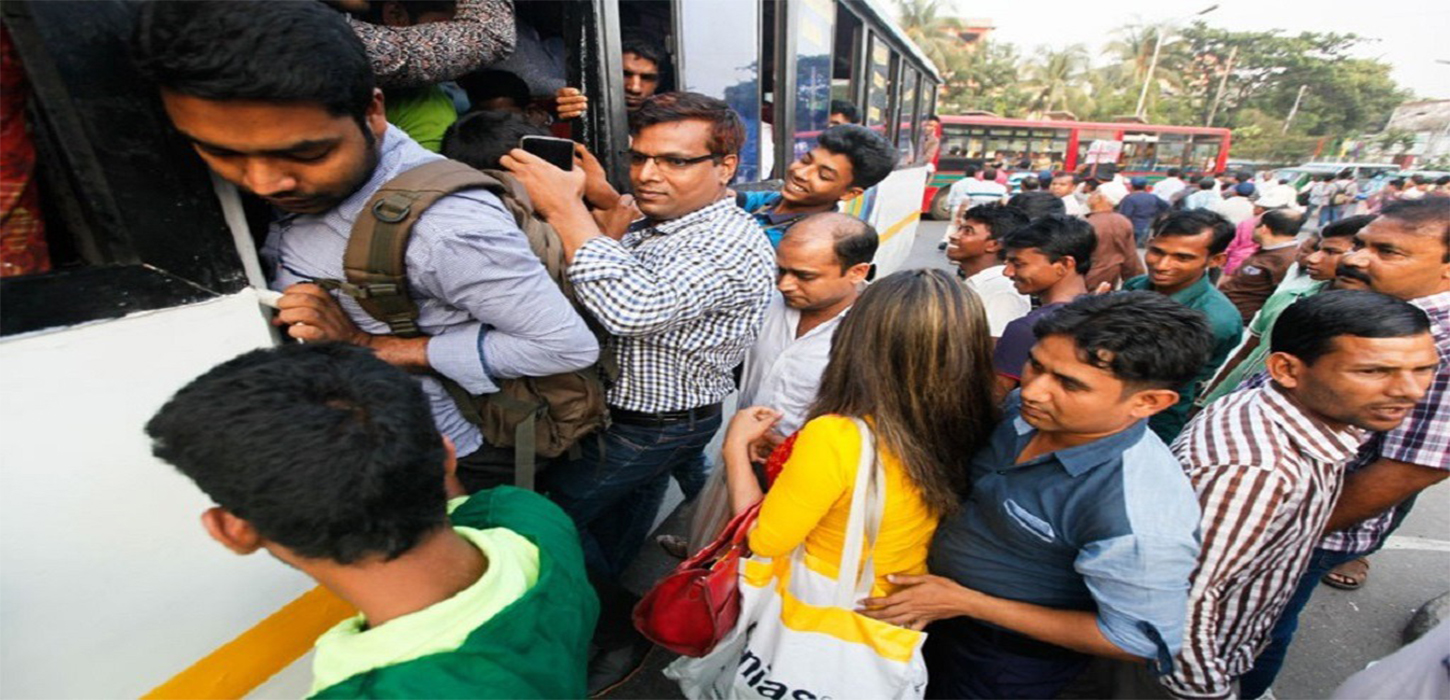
left=568, top=197, right=775, bottom=412
left=1321, top=290, right=1450, bottom=553
left=262, top=126, right=598, bottom=458
left=346, top=0, right=515, bottom=89
left=1165, top=384, right=1365, bottom=699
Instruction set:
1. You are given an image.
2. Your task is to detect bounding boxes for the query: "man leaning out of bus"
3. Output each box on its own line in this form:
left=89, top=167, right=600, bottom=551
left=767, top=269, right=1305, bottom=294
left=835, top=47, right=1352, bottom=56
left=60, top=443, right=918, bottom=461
left=735, top=124, right=899, bottom=247
left=146, top=343, right=598, bottom=699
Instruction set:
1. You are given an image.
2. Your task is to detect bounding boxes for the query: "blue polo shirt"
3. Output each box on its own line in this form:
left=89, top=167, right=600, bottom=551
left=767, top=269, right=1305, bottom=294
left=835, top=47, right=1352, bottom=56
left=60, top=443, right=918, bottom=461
left=929, top=395, right=1201, bottom=667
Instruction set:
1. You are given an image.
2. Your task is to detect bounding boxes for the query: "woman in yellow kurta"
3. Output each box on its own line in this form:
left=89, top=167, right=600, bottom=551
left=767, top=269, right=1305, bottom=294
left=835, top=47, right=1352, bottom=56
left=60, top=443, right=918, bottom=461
left=721, top=268, right=999, bottom=599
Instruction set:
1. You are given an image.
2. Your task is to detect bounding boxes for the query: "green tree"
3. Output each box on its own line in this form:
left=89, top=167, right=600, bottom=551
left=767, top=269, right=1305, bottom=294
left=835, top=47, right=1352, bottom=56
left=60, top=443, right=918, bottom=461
left=1024, top=45, right=1089, bottom=114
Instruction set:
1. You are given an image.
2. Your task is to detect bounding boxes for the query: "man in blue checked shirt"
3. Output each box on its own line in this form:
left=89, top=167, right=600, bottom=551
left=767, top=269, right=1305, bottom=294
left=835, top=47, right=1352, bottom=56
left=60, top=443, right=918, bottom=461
left=861, top=292, right=1208, bottom=700
left=132, top=1, right=599, bottom=493
left=503, top=93, right=774, bottom=580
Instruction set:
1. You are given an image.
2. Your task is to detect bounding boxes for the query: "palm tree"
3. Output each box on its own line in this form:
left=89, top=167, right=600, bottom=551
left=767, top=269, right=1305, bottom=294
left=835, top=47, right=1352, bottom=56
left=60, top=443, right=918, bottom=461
left=1025, top=45, right=1089, bottom=114
left=895, top=0, right=965, bottom=72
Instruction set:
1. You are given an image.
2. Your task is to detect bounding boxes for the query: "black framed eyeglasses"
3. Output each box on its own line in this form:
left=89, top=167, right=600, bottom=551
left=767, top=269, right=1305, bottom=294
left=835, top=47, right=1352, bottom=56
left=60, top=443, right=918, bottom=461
left=627, top=150, right=721, bottom=171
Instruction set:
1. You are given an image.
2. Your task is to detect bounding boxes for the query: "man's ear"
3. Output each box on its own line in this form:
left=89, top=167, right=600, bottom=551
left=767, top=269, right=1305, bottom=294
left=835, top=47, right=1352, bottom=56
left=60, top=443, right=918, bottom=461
left=1207, top=251, right=1229, bottom=269
left=200, top=507, right=264, bottom=556
left=1127, top=388, right=1181, bottom=419
left=717, top=154, right=739, bottom=186
left=838, top=185, right=866, bottom=202
left=1265, top=352, right=1305, bottom=389
left=983, top=237, right=1002, bottom=254
left=365, top=88, right=388, bottom=142
left=441, top=435, right=467, bottom=499
left=845, top=261, right=872, bottom=285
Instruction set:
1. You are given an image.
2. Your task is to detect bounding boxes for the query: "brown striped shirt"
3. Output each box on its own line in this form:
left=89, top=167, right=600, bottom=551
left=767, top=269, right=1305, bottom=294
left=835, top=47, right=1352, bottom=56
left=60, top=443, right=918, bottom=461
left=1163, top=384, right=1365, bottom=699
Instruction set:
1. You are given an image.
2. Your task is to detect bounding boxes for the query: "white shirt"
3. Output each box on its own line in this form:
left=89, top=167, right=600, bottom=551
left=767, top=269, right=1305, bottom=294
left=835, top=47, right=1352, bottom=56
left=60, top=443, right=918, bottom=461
left=963, top=265, right=1031, bottom=338
left=1060, top=194, right=1086, bottom=218
left=1153, top=177, right=1186, bottom=203
left=946, top=177, right=1008, bottom=217
left=1212, top=196, right=1256, bottom=226
left=738, top=294, right=847, bottom=436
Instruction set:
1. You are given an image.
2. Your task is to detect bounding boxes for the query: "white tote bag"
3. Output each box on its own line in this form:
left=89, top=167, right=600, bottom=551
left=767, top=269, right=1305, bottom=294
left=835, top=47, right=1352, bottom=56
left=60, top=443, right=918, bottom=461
left=665, top=418, right=929, bottom=700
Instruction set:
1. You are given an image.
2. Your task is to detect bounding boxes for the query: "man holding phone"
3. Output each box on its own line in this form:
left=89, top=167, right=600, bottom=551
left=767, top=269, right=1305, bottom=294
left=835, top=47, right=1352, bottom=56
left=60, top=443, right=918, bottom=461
left=502, top=92, right=773, bottom=581
left=132, top=1, right=599, bottom=492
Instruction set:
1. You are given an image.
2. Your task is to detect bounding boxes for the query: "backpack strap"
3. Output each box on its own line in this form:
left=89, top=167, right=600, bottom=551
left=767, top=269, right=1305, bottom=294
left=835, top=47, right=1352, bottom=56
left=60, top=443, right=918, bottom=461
left=323, top=160, right=503, bottom=337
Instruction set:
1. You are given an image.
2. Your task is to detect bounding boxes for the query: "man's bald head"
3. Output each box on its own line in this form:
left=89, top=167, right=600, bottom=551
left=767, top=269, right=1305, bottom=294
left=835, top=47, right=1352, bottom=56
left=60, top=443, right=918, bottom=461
left=780, top=212, right=878, bottom=272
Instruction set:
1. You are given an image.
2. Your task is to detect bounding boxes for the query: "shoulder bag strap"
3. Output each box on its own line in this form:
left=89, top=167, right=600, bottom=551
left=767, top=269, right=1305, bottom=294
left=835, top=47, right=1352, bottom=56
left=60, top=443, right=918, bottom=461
left=833, top=417, right=885, bottom=608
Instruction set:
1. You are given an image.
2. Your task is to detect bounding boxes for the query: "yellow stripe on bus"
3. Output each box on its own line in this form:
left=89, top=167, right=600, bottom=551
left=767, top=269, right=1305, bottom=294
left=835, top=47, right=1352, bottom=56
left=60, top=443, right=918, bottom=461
left=144, top=586, right=355, bottom=700
left=879, top=210, right=921, bottom=244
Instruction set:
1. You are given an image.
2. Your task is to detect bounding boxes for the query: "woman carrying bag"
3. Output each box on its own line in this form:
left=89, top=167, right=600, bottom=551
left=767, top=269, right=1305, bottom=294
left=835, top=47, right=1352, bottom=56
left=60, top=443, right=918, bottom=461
left=665, top=269, right=999, bottom=699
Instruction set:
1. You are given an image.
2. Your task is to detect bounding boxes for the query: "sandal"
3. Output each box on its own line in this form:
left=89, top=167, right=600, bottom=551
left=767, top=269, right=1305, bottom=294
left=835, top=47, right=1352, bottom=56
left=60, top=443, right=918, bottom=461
left=1321, top=557, right=1369, bottom=590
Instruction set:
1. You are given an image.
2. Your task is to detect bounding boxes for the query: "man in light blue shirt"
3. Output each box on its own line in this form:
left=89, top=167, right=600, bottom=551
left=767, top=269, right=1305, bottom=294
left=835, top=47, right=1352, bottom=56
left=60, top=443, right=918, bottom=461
left=861, top=292, right=1208, bottom=700
left=133, top=1, right=598, bottom=491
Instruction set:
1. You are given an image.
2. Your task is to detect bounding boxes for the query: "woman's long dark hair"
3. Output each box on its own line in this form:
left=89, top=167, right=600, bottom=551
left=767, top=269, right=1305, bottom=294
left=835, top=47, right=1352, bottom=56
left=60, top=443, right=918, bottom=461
left=808, top=268, right=998, bottom=515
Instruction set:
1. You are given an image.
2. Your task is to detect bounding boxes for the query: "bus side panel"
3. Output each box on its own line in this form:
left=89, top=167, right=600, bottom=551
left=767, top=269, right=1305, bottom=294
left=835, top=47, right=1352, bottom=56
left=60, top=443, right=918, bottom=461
left=866, top=164, right=930, bottom=276
left=0, top=292, right=318, bottom=698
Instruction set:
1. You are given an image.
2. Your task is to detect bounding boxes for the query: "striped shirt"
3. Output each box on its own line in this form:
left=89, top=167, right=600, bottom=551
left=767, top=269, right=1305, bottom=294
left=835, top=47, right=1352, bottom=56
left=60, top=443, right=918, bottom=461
left=1321, top=290, right=1450, bottom=553
left=1165, top=384, right=1365, bottom=699
left=568, top=197, right=775, bottom=412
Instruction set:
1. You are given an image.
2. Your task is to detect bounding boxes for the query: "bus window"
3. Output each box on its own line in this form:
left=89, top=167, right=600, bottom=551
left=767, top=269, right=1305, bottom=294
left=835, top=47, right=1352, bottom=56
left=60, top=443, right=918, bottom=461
left=788, top=0, right=835, bottom=162
left=830, top=4, right=863, bottom=109
left=1189, top=137, right=1224, bottom=173
left=676, top=0, right=763, bottom=182
left=896, top=68, right=918, bottom=163
left=618, top=0, right=678, bottom=102
left=864, top=34, right=892, bottom=135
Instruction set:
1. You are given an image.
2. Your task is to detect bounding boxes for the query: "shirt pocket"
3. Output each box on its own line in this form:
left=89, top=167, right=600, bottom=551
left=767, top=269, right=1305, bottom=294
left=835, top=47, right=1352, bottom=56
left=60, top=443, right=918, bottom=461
left=1003, top=499, right=1057, bottom=544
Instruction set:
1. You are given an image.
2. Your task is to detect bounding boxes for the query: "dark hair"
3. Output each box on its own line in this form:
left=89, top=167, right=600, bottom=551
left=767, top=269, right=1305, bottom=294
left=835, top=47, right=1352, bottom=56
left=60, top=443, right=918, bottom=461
left=1271, top=290, right=1431, bottom=365
left=622, top=35, right=668, bottom=69
left=924, top=113, right=941, bottom=123
left=1051, top=172, right=1076, bottom=184
left=1167, top=167, right=1180, bottom=177
left=132, top=1, right=374, bottom=124
left=1198, top=177, right=1216, bottom=190
left=145, top=344, right=448, bottom=564
left=1020, top=176, right=1041, bottom=191
left=786, top=212, right=879, bottom=270
left=997, top=214, right=1095, bottom=273
left=456, top=69, right=532, bottom=110
left=1260, top=208, right=1305, bottom=238
left=1389, top=178, right=1406, bottom=189
left=816, top=124, right=898, bottom=189
left=1337, top=169, right=1353, bottom=179
left=1034, top=291, right=1213, bottom=390
left=441, top=110, right=547, bottom=171
left=1151, top=209, right=1235, bottom=255
left=1438, top=176, right=1450, bottom=186
left=629, top=92, right=745, bottom=156
left=1410, top=174, right=1428, bottom=185
left=962, top=201, right=1030, bottom=239
left=1007, top=190, right=1067, bottom=221
left=1379, top=197, right=1450, bottom=261
left=829, top=99, right=860, bottom=123
left=1320, top=214, right=1375, bottom=240
left=980, top=166, right=996, bottom=180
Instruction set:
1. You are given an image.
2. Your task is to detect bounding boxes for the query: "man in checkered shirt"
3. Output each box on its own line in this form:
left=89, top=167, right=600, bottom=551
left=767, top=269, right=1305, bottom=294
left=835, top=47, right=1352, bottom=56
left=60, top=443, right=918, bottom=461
left=1239, top=197, right=1450, bottom=699
left=503, top=92, right=774, bottom=580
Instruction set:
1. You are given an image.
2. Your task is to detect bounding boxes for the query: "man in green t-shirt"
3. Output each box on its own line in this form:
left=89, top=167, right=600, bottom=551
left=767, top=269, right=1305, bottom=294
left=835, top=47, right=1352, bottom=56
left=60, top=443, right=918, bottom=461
left=146, top=344, right=597, bottom=699
left=1122, top=209, right=1244, bottom=442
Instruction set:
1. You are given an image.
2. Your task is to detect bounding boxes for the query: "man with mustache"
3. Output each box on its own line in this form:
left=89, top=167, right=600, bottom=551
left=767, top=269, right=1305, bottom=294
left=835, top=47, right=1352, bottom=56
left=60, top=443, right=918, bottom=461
left=132, top=0, right=598, bottom=492
left=1165, top=291, right=1438, bottom=700
left=1240, top=197, right=1450, bottom=700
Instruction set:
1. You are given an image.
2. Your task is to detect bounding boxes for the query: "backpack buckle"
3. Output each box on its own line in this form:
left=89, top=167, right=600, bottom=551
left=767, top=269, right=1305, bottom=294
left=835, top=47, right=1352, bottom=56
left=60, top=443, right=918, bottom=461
left=372, top=197, right=411, bottom=223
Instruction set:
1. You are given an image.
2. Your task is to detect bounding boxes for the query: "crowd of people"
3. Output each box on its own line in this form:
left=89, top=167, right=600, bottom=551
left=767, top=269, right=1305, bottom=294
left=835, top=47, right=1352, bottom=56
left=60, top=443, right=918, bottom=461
left=120, top=2, right=1448, bottom=699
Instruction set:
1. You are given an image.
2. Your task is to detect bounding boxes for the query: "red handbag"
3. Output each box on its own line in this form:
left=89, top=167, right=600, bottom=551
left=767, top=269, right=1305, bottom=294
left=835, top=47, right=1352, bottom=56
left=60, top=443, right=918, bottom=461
left=632, top=502, right=761, bottom=657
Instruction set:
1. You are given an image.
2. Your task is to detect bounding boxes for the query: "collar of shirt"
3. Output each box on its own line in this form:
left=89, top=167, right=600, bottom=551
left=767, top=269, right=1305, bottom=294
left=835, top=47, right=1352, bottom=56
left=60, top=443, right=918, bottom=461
left=1126, top=271, right=1215, bottom=306
left=1260, top=239, right=1300, bottom=251
left=1259, top=383, right=1366, bottom=465
left=1002, top=405, right=1150, bottom=477
left=1412, top=290, right=1450, bottom=329
left=627, top=196, right=739, bottom=241
left=332, top=125, right=439, bottom=226
left=966, top=264, right=1012, bottom=289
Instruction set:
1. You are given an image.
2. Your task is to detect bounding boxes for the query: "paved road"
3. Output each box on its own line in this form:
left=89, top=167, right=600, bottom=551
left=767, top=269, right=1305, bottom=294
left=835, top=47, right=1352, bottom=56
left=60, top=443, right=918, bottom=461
left=608, top=220, right=1449, bottom=699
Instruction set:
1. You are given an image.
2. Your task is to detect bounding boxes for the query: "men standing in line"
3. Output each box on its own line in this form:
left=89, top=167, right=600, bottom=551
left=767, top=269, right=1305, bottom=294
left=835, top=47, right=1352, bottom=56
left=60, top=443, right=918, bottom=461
left=1083, top=180, right=1145, bottom=291
left=1124, top=210, right=1244, bottom=442
left=1165, top=291, right=1437, bottom=700
left=736, top=124, right=896, bottom=246
left=991, top=215, right=1095, bottom=397
left=1050, top=172, right=1086, bottom=217
left=943, top=202, right=1032, bottom=340
left=860, top=292, right=1209, bottom=700
left=1119, top=176, right=1171, bottom=245
left=740, top=213, right=877, bottom=438
left=132, top=0, right=599, bottom=492
left=502, top=91, right=774, bottom=579
left=1219, top=208, right=1306, bottom=323
left=1240, top=198, right=1450, bottom=699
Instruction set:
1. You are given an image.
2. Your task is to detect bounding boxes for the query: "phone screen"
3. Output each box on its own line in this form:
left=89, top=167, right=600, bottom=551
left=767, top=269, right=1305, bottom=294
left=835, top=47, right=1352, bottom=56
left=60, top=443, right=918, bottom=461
left=520, top=135, right=575, bottom=171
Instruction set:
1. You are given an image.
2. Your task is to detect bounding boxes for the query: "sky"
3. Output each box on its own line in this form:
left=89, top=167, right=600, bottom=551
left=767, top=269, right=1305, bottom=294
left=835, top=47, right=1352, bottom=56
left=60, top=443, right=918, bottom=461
left=951, top=0, right=1449, bottom=100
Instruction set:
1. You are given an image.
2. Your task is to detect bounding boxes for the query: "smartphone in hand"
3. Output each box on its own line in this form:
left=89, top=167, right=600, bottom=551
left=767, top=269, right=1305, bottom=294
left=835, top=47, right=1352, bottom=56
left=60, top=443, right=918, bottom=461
left=520, top=135, right=575, bottom=171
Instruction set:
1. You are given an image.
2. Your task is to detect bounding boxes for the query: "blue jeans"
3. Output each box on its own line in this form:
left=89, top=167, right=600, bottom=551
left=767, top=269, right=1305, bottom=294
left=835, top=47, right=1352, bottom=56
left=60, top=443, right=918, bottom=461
left=924, top=617, right=1090, bottom=699
left=1237, top=547, right=1360, bottom=698
left=542, top=415, right=720, bottom=579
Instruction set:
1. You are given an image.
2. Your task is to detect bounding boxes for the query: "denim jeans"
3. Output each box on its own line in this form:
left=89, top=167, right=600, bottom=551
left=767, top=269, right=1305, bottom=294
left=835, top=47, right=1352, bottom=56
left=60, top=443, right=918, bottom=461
left=1236, top=547, right=1361, bottom=698
left=542, top=414, right=721, bottom=579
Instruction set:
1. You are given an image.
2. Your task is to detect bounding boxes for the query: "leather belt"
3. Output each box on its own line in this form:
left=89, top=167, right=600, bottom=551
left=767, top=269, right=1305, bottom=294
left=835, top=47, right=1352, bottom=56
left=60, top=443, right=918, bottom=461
left=609, top=403, right=722, bottom=427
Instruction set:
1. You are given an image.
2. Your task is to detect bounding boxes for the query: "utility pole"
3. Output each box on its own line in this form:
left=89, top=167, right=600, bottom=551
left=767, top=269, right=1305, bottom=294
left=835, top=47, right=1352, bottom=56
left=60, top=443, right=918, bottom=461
left=1135, top=29, right=1164, bottom=119
left=1282, top=84, right=1307, bottom=135
left=1204, top=44, right=1237, bottom=127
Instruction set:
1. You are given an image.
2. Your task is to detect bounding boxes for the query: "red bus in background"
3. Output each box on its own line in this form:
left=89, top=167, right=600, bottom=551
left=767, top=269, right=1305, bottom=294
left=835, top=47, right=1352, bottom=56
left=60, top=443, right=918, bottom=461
left=922, top=115, right=1232, bottom=219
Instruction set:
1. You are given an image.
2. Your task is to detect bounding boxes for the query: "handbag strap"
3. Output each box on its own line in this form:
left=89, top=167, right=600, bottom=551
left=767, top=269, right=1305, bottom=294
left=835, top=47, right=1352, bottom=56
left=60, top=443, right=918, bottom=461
left=832, top=418, right=886, bottom=608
